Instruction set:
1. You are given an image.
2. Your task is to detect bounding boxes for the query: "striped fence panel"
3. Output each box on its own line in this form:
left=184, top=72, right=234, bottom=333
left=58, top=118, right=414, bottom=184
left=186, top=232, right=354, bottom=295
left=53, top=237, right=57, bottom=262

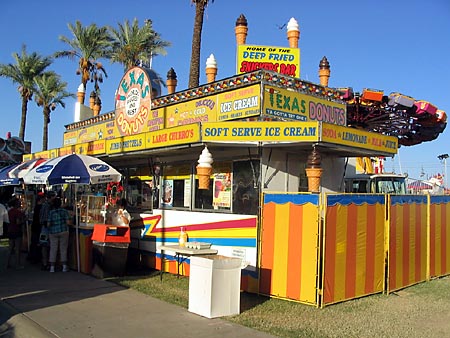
left=429, top=195, right=450, bottom=278
left=387, top=195, right=428, bottom=293
left=322, top=194, right=385, bottom=306
left=260, top=193, right=320, bottom=305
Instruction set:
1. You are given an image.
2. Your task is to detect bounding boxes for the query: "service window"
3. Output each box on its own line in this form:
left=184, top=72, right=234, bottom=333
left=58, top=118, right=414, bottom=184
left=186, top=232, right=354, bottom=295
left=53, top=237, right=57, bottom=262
left=126, top=178, right=153, bottom=212
left=232, top=160, right=259, bottom=215
left=161, top=164, right=191, bottom=209
left=194, top=162, right=232, bottom=211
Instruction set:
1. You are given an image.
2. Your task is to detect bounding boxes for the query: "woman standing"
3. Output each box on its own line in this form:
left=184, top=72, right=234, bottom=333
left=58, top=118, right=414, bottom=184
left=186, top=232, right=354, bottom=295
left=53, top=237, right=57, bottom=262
left=7, top=198, right=25, bottom=269
left=113, top=198, right=131, bottom=227
left=47, top=197, right=70, bottom=273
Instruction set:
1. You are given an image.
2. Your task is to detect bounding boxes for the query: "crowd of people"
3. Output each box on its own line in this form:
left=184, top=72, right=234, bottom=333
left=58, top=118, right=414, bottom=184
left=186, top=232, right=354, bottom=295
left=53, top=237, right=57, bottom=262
left=1, top=190, right=72, bottom=272
left=1, top=191, right=130, bottom=272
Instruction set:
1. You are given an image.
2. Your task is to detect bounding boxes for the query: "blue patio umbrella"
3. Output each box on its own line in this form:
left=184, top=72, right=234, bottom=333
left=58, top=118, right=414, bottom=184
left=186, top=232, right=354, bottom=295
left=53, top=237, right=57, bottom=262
left=23, top=154, right=121, bottom=186
left=0, top=164, right=20, bottom=186
left=23, top=154, right=122, bottom=272
left=0, top=158, right=48, bottom=186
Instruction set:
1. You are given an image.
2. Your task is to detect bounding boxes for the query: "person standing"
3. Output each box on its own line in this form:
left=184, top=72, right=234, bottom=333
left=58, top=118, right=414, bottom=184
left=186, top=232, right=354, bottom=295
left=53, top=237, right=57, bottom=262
left=113, top=198, right=131, bottom=227
left=0, top=193, right=9, bottom=239
left=7, top=198, right=25, bottom=269
left=27, top=193, right=45, bottom=264
left=39, top=191, right=56, bottom=270
left=47, top=197, right=70, bottom=273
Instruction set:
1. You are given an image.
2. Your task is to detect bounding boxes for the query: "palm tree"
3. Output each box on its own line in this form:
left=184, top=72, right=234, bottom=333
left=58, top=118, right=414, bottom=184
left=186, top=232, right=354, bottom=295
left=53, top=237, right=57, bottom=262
left=188, top=0, right=214, bottom=88
left=34, top=72, right=74, bottom=150
left=54, top=21, right=112, bottom=102
left=108, top=18, right=170, bottom=72
left=0, top=45, right=52, bottom=140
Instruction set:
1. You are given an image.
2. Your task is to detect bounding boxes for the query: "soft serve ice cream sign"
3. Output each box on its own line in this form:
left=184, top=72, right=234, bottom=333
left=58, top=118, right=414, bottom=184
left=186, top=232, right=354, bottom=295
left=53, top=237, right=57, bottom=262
left=115, top=66, right=152, bottom=136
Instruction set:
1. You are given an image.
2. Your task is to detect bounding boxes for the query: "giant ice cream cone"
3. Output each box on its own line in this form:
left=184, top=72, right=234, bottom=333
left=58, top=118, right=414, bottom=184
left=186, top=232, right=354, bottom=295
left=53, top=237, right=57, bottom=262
left=319, top=56, right=330, bottom=87
left=305, top=168, right=323, bottom=193
left=235, top=14, right=248, bottom=45
left=197, top=145, right=214, bottom=189
left=305, top=146, right=322, bottom=193
left=77, top=84, right=85, bottom=104
left=197, top=166, right=213, bottom=189
left=166, top=68, right=178, bottom=94
left=205, top=54, right=218, bottom=83
left=286, top=17, right=300, bottom=48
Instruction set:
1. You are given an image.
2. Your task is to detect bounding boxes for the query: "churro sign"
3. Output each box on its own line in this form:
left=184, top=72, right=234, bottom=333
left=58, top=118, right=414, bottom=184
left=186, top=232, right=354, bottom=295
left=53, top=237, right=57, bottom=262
left=115, top=66, right=152, bottom=136
left=237, top=45, right=300, bottom=78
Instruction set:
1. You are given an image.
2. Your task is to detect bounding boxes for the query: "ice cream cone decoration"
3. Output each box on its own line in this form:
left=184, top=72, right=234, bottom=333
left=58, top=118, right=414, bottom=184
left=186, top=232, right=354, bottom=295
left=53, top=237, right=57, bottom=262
left=197, top=145, right=214, bottom=189
left=93, top=96, right=101, bottom=116
left=166, top=68, right=178, bottom=94
left=319, top=56, right=331, bottom=87
left=205, top=54, right=218, bottom=83
left=286, top=17, right=300, bottom=48
left=305, top=146, right=322, bottom=193
left=235, top=14, right=248, bottom=45
left=77, top=84, right=85, bottom=104
left=89, top=91, right=96, bottom=110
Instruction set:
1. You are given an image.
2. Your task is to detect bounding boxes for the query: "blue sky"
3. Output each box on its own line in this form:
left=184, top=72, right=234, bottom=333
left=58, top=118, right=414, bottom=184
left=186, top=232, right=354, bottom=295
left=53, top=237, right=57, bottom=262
left=1, top=0, right=449, bottom=181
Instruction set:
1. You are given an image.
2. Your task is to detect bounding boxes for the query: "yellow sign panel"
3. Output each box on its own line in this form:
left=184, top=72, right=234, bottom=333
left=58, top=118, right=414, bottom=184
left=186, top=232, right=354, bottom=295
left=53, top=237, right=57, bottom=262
left=146, top=124, right=201, bottom=148
left=217, top=84, right=261, bottom=121
left=321, top=123, right=398, bottom=154
left=263, top=85, right=347, bottom=126
left=237, top=45, right=300, bottom=78
left=106, top=134, right=146, bottom=154
left=23, top=154, right=33, bottom=161
left=59, top=145, right=75, bottom=156
left=165, top=98, right=216, bottom=128
left=34, top=150, right=51, bottom=159
left=86, top=140, right=106, bottom=155
left=202, top=121, right=319, bottom=142
left=63, top=123, right=111, bottom=145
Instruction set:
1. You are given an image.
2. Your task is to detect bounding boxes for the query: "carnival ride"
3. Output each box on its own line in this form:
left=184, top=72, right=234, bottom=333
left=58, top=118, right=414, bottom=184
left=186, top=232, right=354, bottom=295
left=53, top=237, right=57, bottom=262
left=341, top=88, right=446, bottom=146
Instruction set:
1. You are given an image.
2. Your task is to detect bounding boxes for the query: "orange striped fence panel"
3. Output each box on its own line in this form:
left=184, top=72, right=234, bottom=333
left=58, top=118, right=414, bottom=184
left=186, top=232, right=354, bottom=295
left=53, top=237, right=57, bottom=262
left=387, top=195, right=428, bottom=293
left=429, top=195, right=450, bottom=278
left=260, top=193, right=320, bottom=305
left=322, top=194, right=385, bottom=306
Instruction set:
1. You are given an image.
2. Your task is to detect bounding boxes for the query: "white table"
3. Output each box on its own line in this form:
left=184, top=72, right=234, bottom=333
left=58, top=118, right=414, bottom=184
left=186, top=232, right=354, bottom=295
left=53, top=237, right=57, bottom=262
left=159, top=244, right=218, bottom=278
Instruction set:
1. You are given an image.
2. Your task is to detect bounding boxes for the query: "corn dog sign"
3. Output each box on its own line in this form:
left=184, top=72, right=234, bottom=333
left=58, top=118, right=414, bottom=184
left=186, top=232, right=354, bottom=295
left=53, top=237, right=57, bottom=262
left=237, top=45, right=300, bottom=78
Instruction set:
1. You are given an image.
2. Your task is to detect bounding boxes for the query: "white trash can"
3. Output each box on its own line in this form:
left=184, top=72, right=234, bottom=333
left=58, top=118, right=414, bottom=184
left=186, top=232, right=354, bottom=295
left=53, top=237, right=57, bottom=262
left=188, top=255, right=242, bottom=318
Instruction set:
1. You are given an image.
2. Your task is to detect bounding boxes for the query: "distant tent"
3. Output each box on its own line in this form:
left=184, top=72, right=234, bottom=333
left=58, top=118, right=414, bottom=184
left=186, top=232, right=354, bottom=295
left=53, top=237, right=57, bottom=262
left=407, top=180, right=433, bottom=191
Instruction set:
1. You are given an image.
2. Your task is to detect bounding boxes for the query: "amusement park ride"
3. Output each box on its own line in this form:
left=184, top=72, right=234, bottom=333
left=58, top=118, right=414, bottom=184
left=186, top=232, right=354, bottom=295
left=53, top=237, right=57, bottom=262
left=342, top=87, right=446, bottom=147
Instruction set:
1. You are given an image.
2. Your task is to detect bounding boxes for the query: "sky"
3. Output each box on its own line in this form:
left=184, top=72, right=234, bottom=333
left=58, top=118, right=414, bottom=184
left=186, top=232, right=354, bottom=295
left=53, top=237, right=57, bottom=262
left=1, top=0, right=449, bottom=182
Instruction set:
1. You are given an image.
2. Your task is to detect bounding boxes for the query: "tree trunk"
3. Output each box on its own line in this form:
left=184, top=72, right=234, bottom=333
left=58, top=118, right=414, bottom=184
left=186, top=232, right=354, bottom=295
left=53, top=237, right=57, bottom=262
left=188, top=1, right=206, bottom=88
left=19, top=94, right=28, bottom=140
left=42, top=107, right=50, bottom=151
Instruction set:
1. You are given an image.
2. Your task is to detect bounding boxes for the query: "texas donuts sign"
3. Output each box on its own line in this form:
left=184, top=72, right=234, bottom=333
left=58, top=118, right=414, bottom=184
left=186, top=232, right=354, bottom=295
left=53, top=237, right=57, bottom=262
left=115, top=67, right=153, bottom=136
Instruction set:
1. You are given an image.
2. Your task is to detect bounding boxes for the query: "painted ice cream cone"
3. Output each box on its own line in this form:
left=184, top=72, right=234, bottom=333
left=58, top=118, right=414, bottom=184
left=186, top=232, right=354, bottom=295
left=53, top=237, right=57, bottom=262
left=166, top=68, right=178, bottom=94
left=286, top=17, right=300, bottom=48
left=319, top=56, right=331, bottom=87
left=205, top=54, right=218, bottom=83
left=197, top=145, right=214, bottom=189
left=235, top=14, right=248, bottom=45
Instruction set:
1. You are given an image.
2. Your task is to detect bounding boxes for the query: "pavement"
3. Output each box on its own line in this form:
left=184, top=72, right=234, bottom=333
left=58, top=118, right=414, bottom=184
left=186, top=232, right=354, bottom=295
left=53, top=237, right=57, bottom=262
left=0, top=261, right=274, bottom=338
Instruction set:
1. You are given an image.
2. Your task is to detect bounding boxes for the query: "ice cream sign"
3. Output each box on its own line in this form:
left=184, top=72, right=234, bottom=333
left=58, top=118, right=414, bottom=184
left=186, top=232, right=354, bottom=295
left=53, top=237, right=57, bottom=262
left=237, top=45, right=300, bottom=78
left=115, top=66, right=152, bottom=136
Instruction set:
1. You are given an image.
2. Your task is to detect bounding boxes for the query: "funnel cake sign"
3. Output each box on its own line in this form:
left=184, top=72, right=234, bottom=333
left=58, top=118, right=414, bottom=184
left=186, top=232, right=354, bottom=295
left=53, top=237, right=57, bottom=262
left=115, top=66, right=152, bottom=136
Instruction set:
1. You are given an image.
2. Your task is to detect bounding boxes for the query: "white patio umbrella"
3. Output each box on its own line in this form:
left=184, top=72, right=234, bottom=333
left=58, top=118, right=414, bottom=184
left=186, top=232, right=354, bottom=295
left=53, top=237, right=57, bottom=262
left=23, top=154, right=122, bottom=272
left=0, top=157, right=47, bottom=186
